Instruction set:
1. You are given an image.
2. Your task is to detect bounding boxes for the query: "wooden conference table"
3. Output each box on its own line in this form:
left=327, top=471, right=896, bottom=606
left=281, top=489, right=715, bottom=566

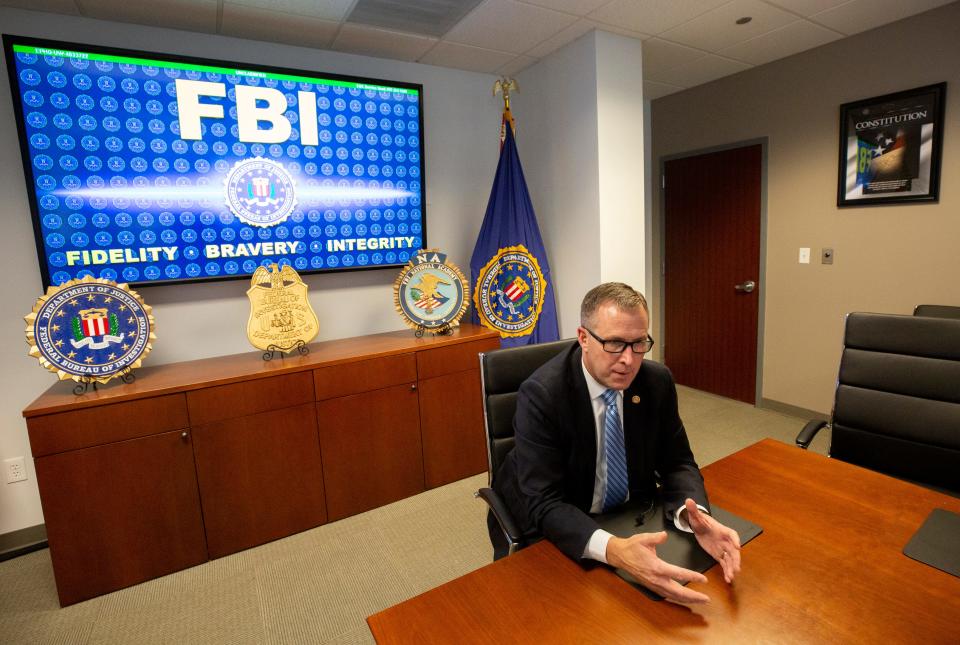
left=368, top=439, right=960, bottom=644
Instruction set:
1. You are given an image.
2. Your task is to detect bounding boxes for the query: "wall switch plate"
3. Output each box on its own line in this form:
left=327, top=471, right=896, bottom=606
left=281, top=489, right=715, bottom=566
left=799, top=247, right=810, bottom=264
left=822, top=248, right=834, bottom=264
left=5, top=457, right=27, bottom=483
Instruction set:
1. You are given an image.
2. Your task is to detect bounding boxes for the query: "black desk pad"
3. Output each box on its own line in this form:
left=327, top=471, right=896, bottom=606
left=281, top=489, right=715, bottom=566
left=596, top=498, right=762, bottom=597
left=903, top=509, right=960, bottom=578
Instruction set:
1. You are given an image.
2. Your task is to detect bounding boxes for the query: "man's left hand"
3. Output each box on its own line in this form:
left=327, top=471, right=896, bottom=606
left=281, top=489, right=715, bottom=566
left=684, top=498, right=741, bottom=584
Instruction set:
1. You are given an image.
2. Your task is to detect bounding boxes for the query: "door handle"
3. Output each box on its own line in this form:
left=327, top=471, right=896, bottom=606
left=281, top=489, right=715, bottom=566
left=734, top=280, right=756, bottom=293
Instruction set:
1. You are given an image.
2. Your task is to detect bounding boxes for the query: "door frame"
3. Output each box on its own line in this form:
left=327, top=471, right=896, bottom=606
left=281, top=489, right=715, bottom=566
left=657, top=137, right=769, bottom=406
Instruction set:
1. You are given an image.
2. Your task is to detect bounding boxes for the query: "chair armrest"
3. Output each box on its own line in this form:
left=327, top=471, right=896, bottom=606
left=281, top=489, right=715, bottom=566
left=476, top=487, right=524, bottom=547
left=796, top=420, right=828, bottom=449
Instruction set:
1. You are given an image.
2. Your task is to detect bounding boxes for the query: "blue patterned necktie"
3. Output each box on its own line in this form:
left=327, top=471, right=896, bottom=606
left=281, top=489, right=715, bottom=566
left=600, top=388, right=628, bottom=512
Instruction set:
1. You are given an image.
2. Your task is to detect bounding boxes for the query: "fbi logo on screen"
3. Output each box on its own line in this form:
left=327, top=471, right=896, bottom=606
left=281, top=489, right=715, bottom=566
left=224, top=157, right=298, bottom=227
left=393, top=249, right=469, bottom=334
left=473, top=244, right=547, bottom=338
left=25, top=277, right=156, bottom=385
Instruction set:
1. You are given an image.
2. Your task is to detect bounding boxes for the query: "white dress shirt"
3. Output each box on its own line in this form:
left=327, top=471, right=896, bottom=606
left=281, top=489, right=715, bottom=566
left=580, top=360, right=704, bottom=563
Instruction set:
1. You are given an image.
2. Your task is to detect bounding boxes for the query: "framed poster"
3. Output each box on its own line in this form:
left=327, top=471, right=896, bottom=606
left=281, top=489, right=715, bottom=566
left=837, top=83, right=946, bottom=207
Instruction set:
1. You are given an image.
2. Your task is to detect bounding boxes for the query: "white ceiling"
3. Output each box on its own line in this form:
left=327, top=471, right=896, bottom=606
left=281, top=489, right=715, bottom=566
left=1, top=0, right=955, bottom=99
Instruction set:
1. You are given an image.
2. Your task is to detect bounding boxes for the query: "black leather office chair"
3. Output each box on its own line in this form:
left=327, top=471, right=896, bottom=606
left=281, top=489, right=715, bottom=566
left=796, top=312, right=960, bottom=495
left=476, top=339, right=573, bottom=556
left=913, top=304, right=960, bottom=320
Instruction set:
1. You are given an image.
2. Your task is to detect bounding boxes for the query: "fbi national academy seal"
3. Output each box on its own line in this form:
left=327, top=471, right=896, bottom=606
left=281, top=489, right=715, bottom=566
left=224, top=157, right=297, bottom=227
left=25, top=276, right=155, bottom=384
left=473, top=244, right=547, bottom=338
left=393, top=249, right=469, bottom=333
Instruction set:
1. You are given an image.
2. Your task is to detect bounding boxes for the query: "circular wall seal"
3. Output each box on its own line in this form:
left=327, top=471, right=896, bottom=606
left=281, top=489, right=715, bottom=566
left=25, top=276, right=156, bottom=384
left=224, top=157, right=297, bottom=227
left=473, top=244, right=547, bottom=338
left=393, top=249, right=469, bottom=332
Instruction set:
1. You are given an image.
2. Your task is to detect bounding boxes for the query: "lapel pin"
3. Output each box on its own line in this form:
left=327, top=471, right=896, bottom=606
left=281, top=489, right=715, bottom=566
left=631, top=395, right=641, bottom=404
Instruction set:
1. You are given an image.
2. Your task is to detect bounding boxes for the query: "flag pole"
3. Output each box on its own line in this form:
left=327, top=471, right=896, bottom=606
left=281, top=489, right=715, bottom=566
left=493, top=77, right=518, bottom=145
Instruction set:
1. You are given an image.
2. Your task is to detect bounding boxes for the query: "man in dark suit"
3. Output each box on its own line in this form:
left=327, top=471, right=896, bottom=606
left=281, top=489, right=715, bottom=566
left=492, top=282, right=741, bottom=604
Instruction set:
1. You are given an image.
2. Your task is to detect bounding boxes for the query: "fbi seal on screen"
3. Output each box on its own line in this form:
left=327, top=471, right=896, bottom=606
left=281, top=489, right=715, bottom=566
left=224, top=157, right=297, bottom=227
left=246, top=263, right=319, bottom=354
left=25, top=277, right=155, bottom=385
left=473, top=244, right=547, bottom=338
left=393, top=249, right=469, bottom=334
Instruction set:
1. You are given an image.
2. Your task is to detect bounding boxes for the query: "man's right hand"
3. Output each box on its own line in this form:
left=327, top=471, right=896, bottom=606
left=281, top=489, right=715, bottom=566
left=605, top=532, right=710, bottom=604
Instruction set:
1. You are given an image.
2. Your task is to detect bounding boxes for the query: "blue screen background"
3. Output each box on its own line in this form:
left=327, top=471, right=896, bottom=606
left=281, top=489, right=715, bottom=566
left=8, top=41, right=425, bottom=288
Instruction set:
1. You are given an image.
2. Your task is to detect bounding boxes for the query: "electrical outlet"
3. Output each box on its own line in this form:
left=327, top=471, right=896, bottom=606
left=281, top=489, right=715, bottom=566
left=5, top=457, right=27, bottom=483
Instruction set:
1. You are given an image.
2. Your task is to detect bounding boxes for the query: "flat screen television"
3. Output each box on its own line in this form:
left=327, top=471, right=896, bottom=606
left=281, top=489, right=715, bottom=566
left=3, top=35, right=426, bottom=289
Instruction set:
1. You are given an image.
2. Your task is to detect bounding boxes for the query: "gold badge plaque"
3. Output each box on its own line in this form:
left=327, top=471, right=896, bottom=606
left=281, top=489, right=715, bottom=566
left=246, top=264, right=319, bottom=357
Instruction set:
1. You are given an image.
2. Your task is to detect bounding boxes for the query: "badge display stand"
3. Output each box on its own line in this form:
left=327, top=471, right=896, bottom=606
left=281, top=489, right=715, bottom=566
left=262, top=340, right=310, bottom=361
left=71, top=369, right=136, bottom=396
left=414, top=324, right=454, bottom=338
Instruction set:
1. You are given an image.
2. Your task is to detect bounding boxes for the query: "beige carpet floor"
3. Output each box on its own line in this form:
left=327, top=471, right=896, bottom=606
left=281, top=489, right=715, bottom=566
left=0, top=387, right=824, bottom=644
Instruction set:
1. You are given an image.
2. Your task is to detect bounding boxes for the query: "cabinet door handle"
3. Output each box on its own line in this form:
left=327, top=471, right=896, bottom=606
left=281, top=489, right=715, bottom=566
left=410, top=384, right=417, bottom=391
left=181, top=431, right=189, bottom=441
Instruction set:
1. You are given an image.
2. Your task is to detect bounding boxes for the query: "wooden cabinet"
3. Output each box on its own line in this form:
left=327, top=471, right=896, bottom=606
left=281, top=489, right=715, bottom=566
left=22, top=324, right=499, bottom=605
left=318, top=383, right=424, bottom=520
left=192, top=403, right=327, bottom=558
left=35, top=429, right=208, bottom=606
left=416, top=338, right=494, bottom=488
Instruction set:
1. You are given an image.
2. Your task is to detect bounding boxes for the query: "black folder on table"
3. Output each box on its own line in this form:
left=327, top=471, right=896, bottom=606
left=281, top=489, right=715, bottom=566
left=596, top=498, right=762, bottom=597
left=903, top=509, right=960, bottom=578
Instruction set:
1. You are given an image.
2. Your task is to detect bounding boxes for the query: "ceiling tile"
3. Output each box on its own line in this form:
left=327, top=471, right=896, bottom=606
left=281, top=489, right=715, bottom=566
left=659, top=0, right=800, bottom=52
left=332, top=23, right=438, bottom=61
left=0, top=0, right=80, bottom=14
left=763, top=0, right=853, bottom=17
left=221, top=4, right=340, bottom=49
left=809, top=0, right=956, bottom=36
left=642, top=37, right=707, bottom=76
left=497, top=54, right=537, bottom=76
left=524, top=18, right=595, bottom=58
left=588, top=0, right=729, bottom=36
left=443, top=0, right=578, bottom=54
left=419, top=41, right=517, bottom=73
left=719, top=19, right=841, bottom=65
left=76, top=0, right=218, bottom=33
left=518, top=0, right=609, bottom=16
left=646, top=53, right=751, bottom=87
left=347, top=0, right=485, bottom=37
left=226, top=0, right=354, bottom=21
left=644, top=79, right=685, bottom=100
left=587, top=21, right=650, bottom=40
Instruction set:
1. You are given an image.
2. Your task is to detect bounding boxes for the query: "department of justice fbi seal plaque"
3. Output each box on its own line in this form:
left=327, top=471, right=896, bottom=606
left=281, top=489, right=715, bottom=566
left=473, top=244, right=547, bottom=338
left=393, top=249, right=469, bottom=334
left=247, top=263, right=319, bottom=355
left=25, top=276, right=155, bottom=384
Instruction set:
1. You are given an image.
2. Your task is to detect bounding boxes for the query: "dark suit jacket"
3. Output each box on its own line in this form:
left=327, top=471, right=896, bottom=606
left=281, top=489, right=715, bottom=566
left=493, top=341, right=708, bottom=561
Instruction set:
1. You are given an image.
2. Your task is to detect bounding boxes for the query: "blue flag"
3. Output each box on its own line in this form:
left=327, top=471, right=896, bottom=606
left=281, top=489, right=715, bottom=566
left=470, top=124, right=559, bottom=347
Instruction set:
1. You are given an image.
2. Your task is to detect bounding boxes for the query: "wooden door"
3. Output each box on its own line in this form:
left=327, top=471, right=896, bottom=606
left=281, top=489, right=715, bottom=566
left=663, top=144, right=762, bottom=403
left=191, top=403, right=327, bottom=559
left=317, top=383, right=424, bottom=521
left=34, top=430, right=208, bottom=606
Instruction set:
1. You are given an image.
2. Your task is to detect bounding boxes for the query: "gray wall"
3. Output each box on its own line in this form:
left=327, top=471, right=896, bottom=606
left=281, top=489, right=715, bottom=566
left=517, top=30, right=647, bottom=338
left=0, top=7, right=501, bottom=535
left=650, top=2, right=960, bottom=415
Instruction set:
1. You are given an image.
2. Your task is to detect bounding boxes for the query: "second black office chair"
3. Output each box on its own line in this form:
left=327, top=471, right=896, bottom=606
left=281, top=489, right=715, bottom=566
left=476, top=339, right=572, bottom=556
left=796, top=312, right=960, bottom=495
left=913, top=304, right=960, bottom=320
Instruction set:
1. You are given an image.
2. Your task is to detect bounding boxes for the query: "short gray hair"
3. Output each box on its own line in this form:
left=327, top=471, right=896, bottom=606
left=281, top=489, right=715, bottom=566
left=580, top=282, right=648, bottom=326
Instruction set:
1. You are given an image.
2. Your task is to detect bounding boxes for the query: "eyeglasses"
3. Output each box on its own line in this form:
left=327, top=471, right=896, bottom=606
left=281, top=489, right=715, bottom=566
left=585, top=328, right=655, bottom=354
